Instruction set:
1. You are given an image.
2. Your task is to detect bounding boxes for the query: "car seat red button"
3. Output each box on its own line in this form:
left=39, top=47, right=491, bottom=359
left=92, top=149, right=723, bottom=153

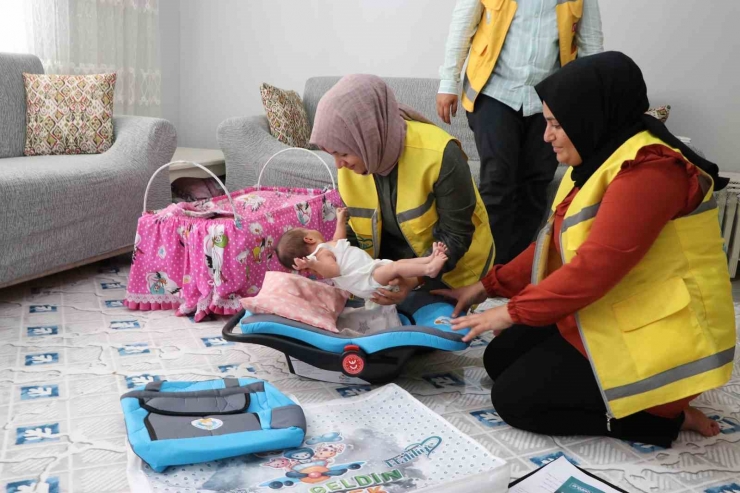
left=342, top=354, right=365, bottom=375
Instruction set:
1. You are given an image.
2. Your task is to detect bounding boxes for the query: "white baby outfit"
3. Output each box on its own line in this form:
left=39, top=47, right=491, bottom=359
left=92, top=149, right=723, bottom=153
left=308, top=239, right=393, bottom=299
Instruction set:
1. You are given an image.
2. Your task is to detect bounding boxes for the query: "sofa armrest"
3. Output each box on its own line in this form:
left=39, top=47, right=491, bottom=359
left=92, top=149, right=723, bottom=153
left=218, top=115, right=284, bottom=190
left=217, top=115, right=337, bottom=191
left=109, top=115, right=177, bottom=210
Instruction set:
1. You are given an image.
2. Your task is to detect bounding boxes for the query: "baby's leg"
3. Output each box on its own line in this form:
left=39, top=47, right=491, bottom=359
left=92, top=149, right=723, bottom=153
left=393, top=257, right=435, bottom=266
left=372, top=255, right=448, bottom=285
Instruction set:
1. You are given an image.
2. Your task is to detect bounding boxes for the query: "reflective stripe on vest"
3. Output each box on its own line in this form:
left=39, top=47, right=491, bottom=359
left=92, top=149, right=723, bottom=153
left=462, top=0, right=583, bottom=112
left=532, top=132, right=736, bottom=419
left=339, top=121, right=495, bottom=288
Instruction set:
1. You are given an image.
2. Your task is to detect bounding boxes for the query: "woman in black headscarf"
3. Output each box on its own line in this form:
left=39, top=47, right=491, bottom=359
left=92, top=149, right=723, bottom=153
left=434, top=52, right=734, bottom=447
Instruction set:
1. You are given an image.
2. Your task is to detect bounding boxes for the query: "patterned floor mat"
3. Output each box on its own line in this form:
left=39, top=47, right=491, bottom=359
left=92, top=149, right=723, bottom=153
left=0, top=257, right=738, bottom=493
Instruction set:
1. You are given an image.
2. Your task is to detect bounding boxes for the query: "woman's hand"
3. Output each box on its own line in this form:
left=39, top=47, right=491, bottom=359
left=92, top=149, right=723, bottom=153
left=371, top=277, right=415, bottom=306
left=431, top=281, right=488, bottom=317
left=450, top=304, right=514, bottom=342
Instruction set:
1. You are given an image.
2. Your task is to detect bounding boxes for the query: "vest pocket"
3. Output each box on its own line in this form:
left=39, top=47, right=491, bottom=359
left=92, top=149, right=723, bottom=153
left=613, top=277, right=690, bottom=332
left=611, top=277, right=707, bottom=380
left=470, top=31, right=489, bottom=57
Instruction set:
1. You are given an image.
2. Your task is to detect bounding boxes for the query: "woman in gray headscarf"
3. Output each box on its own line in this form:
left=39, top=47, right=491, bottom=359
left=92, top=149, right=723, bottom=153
left=310, top=74, right=494, bottom=305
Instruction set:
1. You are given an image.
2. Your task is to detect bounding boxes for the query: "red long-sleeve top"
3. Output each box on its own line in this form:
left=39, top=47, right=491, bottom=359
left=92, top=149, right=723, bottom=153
left=482, top=145, right=704, bottom=418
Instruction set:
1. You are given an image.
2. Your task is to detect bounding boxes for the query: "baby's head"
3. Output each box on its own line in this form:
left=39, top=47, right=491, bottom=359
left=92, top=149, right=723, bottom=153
left=276, top=228, right=325, bottom=269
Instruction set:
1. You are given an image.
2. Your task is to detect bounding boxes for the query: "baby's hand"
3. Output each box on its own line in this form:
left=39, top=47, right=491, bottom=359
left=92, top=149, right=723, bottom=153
left=336, top=207, right=348, bottom=223
left=292, top=257, right=312, bottom=271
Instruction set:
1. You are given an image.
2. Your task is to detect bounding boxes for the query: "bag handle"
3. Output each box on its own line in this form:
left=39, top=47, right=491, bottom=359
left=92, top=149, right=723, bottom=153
left=142, top=160, right=243, bottom=229
left=257, top=148, right=336, bottom=190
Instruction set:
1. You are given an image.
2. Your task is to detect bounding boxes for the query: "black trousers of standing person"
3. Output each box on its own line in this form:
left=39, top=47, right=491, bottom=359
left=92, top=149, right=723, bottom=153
left=483, top=325, right=685, bottom=448
left=467, top=94, right=559, bottom=265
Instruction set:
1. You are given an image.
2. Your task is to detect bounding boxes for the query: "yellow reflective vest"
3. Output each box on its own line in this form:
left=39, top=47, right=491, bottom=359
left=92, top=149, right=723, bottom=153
left=462, top=0, right=583, bottom=112
left=533, top=131, right=736, bottom=420
left=339, top=121, right=495, bottom=288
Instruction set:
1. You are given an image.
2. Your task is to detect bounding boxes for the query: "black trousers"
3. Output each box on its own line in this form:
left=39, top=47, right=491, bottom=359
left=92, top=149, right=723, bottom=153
left=467, top=95, right=558, bottom=265
left=484, top=325, right=684, bottom=448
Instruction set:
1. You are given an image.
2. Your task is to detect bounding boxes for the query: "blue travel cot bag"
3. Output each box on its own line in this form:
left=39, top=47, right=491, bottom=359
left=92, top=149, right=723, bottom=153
left=120, top=378, right=306, bottom=472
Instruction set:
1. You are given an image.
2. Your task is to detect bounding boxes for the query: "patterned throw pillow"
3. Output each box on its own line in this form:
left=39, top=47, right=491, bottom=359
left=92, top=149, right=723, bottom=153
left=645, top=105, right=671, bottom=123
left=260, top=83, right=312, bottom=149
left=23, top=73, right=116, bottom=156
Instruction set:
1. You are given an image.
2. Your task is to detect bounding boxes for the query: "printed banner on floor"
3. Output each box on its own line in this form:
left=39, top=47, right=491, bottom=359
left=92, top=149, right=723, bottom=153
left=127, top=384, right=509, bottom=493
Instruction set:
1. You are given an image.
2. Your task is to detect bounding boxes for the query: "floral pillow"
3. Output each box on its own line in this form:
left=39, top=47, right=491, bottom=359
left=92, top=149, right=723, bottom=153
left=260, top=83, right=313, bottom=149
left=645, top=105, right=671, bottom=123
left=240, top=272, right=348, bottom=333
left=23, top=73, right=116, bottom=155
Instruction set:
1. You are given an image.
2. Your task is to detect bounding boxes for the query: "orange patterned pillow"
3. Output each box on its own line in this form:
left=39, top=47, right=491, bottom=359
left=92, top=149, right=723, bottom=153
left=260, top=83, right=312, bottom=149
left=23, top=73, right=116, bottom=156
left=241, top=272, right=348, bottom=333
left=645, top=105, right=671, bottom=123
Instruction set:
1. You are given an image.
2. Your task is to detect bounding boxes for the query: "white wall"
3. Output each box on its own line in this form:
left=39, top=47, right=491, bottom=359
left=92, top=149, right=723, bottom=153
left=161, top=0, right=740, bottom=170
left=600, top=0, right=740, bottom=171
left=161, top=0, right=453, bottom=149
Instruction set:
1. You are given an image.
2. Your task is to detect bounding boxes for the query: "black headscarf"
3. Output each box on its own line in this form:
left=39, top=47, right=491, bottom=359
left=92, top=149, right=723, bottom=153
left=535, top=51, right=728, bottom=190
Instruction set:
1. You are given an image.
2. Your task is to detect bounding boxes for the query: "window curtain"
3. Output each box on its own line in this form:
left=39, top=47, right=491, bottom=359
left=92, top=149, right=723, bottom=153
left=25, top=0, right=161, bottom=116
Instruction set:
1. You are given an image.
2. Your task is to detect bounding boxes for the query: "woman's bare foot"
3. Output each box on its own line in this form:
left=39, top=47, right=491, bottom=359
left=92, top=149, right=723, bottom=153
left=424, top=253, right=448, bottom=278
left=681, top=406, right=720, bottom=437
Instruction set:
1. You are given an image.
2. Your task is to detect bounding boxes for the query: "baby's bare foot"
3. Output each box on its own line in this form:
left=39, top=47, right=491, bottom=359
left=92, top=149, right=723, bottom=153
left=433, top=242, right=448, bottom=257
left=425, top=253, right=448, bottom=278
left=681, top=406, right=721, bottom=437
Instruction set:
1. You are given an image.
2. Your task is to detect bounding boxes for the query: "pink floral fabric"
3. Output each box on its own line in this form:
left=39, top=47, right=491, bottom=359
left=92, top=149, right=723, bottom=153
left=124, top=186, right=342, bottom=322
left=241, top=272, right=349, bottom=333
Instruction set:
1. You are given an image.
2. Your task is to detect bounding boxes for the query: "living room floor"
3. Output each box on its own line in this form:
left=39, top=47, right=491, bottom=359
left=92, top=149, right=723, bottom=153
left=0, top=256, right=738, bottom=493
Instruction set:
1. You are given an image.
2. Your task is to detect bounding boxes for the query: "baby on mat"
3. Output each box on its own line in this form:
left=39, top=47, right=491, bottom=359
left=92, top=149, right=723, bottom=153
left=275, top=208, right=448, bottom=302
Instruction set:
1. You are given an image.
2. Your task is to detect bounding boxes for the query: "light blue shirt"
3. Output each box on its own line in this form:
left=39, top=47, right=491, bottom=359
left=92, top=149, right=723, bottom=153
left=439, top=0, right=604, bottom=116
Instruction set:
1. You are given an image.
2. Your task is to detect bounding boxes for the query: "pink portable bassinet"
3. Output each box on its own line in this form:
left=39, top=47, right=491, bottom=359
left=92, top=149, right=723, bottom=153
left=124, top=149, right=341, bottom=322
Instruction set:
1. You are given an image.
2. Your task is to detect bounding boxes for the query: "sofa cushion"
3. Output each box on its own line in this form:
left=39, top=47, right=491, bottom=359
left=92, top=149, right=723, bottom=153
left=260, top=83, right=313, bottom=149
left=0, top=152, right=146, bottom=284
left=23, top=73, right=116, bottom=156
left=0, top=53, right=44, bottom=159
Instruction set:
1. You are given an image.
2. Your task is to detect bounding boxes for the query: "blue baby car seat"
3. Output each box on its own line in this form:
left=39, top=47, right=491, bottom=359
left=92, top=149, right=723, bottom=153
left=121, top=378, right=306, bottom=472
left=222, top=292, right=471, bottom=384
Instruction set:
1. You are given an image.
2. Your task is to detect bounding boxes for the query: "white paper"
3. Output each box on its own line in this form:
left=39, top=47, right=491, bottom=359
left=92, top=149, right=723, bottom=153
left=510, top=456, right=620, bottom=493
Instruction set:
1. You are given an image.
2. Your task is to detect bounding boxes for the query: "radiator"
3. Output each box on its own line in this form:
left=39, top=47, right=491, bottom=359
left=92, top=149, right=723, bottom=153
left=717, top=173, right=740, bottom=278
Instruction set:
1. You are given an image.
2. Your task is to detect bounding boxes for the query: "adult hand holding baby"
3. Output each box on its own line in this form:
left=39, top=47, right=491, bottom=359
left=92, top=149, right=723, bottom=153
left=370, top=277, right=415, bottom=306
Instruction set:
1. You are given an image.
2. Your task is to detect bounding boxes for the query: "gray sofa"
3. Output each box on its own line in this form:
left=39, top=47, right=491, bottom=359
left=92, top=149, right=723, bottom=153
left=0, top=53, right=176, bottom=288
left=218, top=76, right=567, bottom=201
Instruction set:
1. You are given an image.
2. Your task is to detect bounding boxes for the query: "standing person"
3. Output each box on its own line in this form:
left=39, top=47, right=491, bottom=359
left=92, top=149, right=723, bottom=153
left=310, top=74, right=494, bottom=307
left=437, top=0, right=603, bottom=265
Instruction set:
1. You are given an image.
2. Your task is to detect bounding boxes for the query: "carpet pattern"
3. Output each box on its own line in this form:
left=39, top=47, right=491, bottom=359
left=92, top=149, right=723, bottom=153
left=0, top=257, right=738, bottom=493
